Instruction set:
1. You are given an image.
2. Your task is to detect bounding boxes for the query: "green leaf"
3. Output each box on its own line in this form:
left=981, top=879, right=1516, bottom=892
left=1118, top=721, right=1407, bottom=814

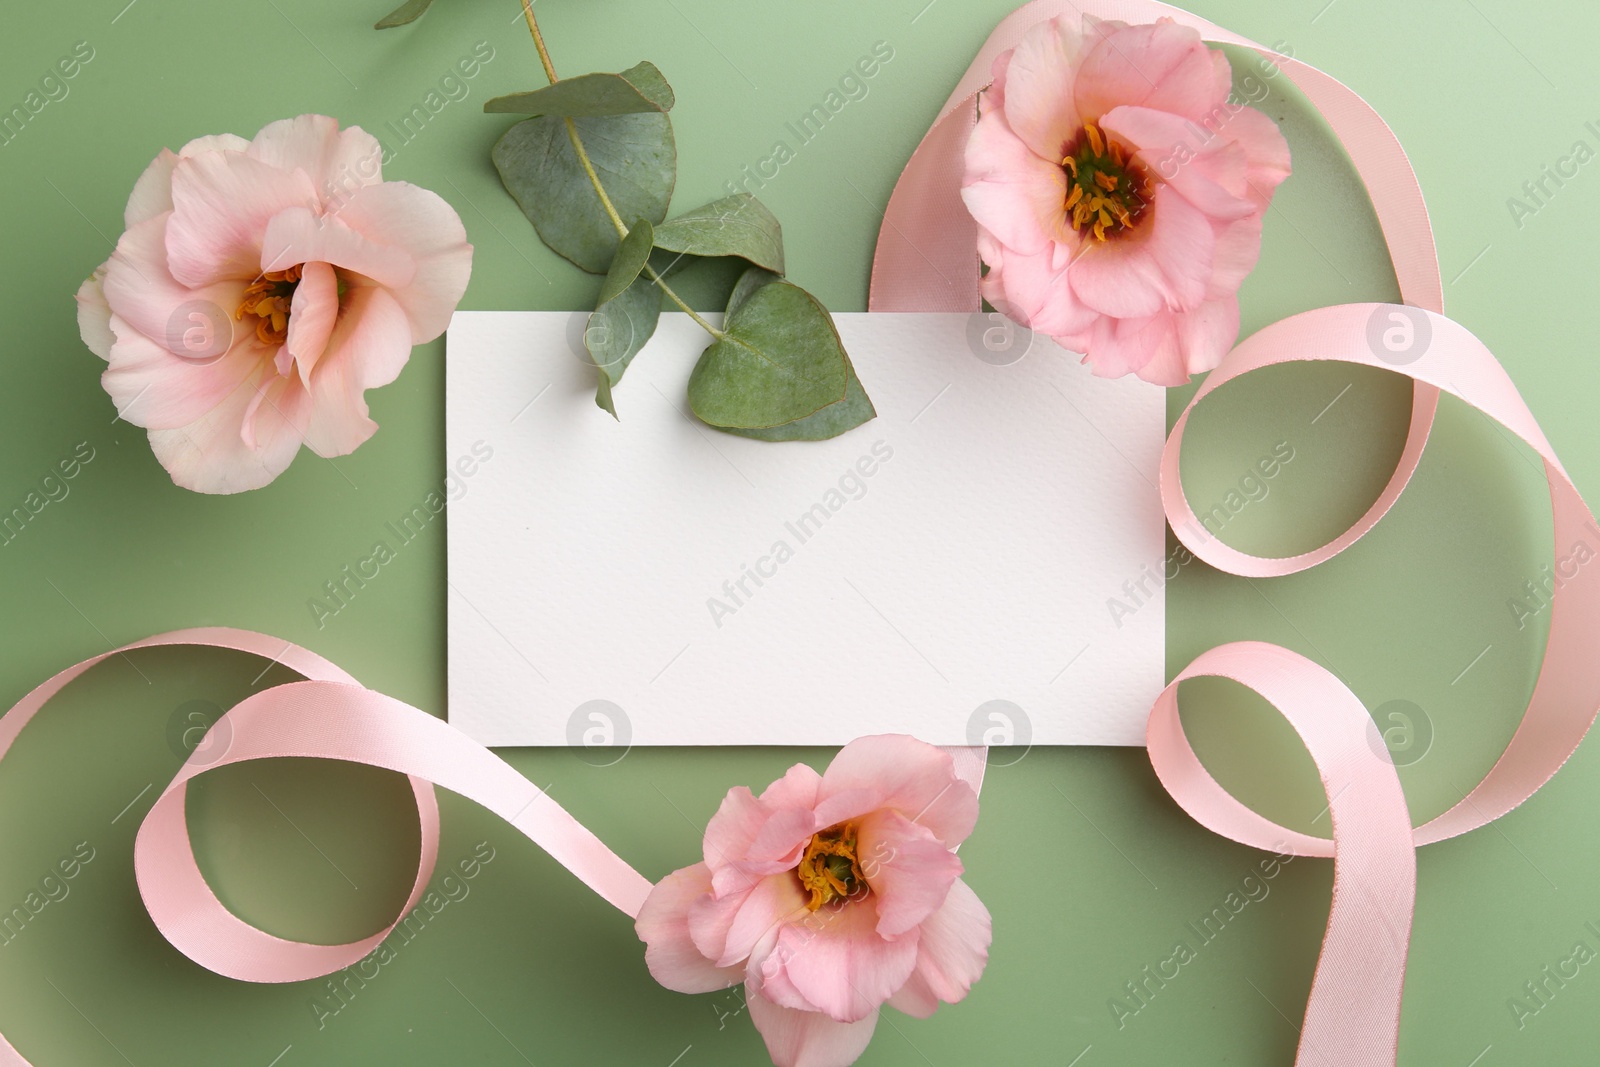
left=484, top=62, right=675, bottom=117
left=725, top=267, right=780, bottom=316
left=687, top=278, right=849, bottom=429
left=587, top=273, right=664, bottom=417
left=597, top=218, right=654, bottom=307
left=374, top=0, right=435, bottom=28
left=653, top=194, right=785, bottom=275
left=492, top=112, right=676, bottom=274
left=722, top=356, right=875, bottom=441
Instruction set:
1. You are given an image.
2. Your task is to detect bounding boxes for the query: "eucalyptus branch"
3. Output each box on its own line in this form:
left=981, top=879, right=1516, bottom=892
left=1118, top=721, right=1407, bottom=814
left=519, top=0, right=725, bottom=340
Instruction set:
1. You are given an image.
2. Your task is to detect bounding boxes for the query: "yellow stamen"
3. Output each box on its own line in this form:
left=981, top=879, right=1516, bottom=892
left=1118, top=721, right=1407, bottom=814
left=1083, top=121, right=1105, bottom=157
left=795, top=822, right=868, bottom=911
left=1059, top=118, right=1150, bottom=243
left=235, top=264, right=305, bottom=348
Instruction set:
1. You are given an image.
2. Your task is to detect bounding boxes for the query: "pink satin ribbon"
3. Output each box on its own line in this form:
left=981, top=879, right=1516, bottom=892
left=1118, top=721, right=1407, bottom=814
left=869, top=2, right=1600, bottom=1064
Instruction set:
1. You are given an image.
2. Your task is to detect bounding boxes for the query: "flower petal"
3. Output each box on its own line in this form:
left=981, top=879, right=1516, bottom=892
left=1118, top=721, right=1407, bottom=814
left=76, top=265, right=114, bottom=361
left=101, top=214, right=245, bottom=358
left=302, top=285, right=414, bottom=458
left=331, top=181, right=473, bottom=342
left=981, top=238, right=1098, bottom=338
left=885, top=878, right=991, bottom=1018
left=691, top=871, right=809, bottom=968
left=762, top=897, right=918, bottom=1022
left=760, top=761, right=824, bottom=812
left=962, top=104, right=1069, bottom=257
left=102, top=318, right=264, bottom=430
left=746, top=986, right=879, bottom=1067
left=247, top=115, right=385, bottom=203
left=818, top=736, right=979, bottom=848
left=145, top=364, right=307, bottom=493
left=1073, top=18, right=1233, bottom=126
left=857, top=810, right=962, bottom=939
left=1099, top=105, right=1255, bottom=222
left=636, top=863, right=743, bottom=994
left=259, top=208, right=416, bottom=290
left=287, top=260, right=340, bottom=383
left=165, top=150, right=319, bottom=287
left=123, top=136, right=247, bottom=228
left=1000, top=16, right=1086, bottom=161
left=1067, top=187, right=1215, bottom=317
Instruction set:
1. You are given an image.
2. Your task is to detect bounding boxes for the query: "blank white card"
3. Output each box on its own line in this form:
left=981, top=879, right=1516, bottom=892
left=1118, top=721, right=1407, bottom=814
left=446, top=311, right=1164, bottom=747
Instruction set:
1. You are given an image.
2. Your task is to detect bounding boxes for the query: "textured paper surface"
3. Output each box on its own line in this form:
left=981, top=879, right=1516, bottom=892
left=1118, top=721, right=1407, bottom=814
left=446, top=311, right=1164, bottom=746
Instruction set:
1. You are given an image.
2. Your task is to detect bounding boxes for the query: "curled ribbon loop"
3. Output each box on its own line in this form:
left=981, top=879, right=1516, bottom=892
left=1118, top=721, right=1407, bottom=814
left=1147, top=642, right=1416, bottom=1067
left=868, top=1, right=1600, bottom=1064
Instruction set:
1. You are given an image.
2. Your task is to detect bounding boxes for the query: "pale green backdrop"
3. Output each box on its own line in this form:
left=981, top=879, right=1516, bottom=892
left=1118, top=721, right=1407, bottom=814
left=0, top=0, right=1596, bottom=1063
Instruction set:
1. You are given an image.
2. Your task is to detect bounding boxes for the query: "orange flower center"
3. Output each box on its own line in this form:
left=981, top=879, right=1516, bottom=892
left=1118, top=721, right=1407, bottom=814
left=236, top=265, right=302, bottom=347
left=795, top=821, right=868, bottom=911
left=1061, top=120, right=1151, bottom=242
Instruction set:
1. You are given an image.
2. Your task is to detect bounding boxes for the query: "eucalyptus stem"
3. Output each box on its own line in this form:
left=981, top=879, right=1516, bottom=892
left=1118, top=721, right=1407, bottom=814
left=518, top=0, right=725, bottom=340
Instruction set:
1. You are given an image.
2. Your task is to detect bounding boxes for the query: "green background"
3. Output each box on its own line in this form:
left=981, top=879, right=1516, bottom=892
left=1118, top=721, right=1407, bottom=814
left=0, top=0, right=1596, bottom=1063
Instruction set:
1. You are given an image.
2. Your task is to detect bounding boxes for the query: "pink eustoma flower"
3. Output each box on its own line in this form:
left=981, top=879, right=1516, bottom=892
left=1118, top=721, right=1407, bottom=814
left=76, top=115, right=472, bottom=493
left=636, top=735, right=990, bottom=1067
left=962, top=16, right=1291, bottom=385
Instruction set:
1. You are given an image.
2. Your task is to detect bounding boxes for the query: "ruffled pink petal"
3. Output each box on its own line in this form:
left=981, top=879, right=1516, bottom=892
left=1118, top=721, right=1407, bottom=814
left=635, top=863, right=743, bottom=994
left=760, top=762, right=824, bottom=811
left=705, top=787, right=769, bottom=882
left=145, top=363, right=307, bottom=493
left=286, top=260, right=340, bottom=383
left=259, top=208, right=415, bottom=289
left=691, top=870, right=808, bottom=968
left=123, top=135, right=246, bottom=228
left=762, top=898, right=918, bottom=1023
left=886, top=878, right=991, bottom=1017
left=125, top=149, right=179, bottom=229
left=102, top=318, right=264, bottom=430
left=999, top=16, right=1086, bottom=163
left=76, top=266, right=114, bottom=361
left=986, top=46, right=1010, bottom=112
left=1220, top=106, right=1293, bottom=204
left=101, top=214, right=245, bottom=356
left=302, top=285, right=413, bottom=458
left=857, top=810, right=962, bottom=939
left=1173, top=296, right=1240, bottom=377
left=1099, top=105, right=1255, bottom=222
left=165, top=151, right=319, bottom=287
left=1067, top=188, right=1215, bottom=318
left=330, top=182, right=472, bottom=342
left=247, top=115, right=385, bottom=204
left=983, top=240, right=1098, bottom=338
left=746, top=986, right=878, bottom=1067
left=181, top=133, right=251, bottom=156
left=1205, top=213, right=1265, bottom=300
left=239, top=369, right=312, bottom=457
left=1073, top=18, right=1233, bottom=126
left=961, top=105, right=1069, bottom=257
left=818, top=736, right=979, bottom=848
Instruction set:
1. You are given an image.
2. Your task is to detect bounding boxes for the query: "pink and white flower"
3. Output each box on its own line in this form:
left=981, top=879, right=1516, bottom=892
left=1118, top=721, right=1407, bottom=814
left=636, top=735, right=990, bottom=1067
left=961, top=16, right=1291, bottom=385
left=76, top=114, right=472, bottom=493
